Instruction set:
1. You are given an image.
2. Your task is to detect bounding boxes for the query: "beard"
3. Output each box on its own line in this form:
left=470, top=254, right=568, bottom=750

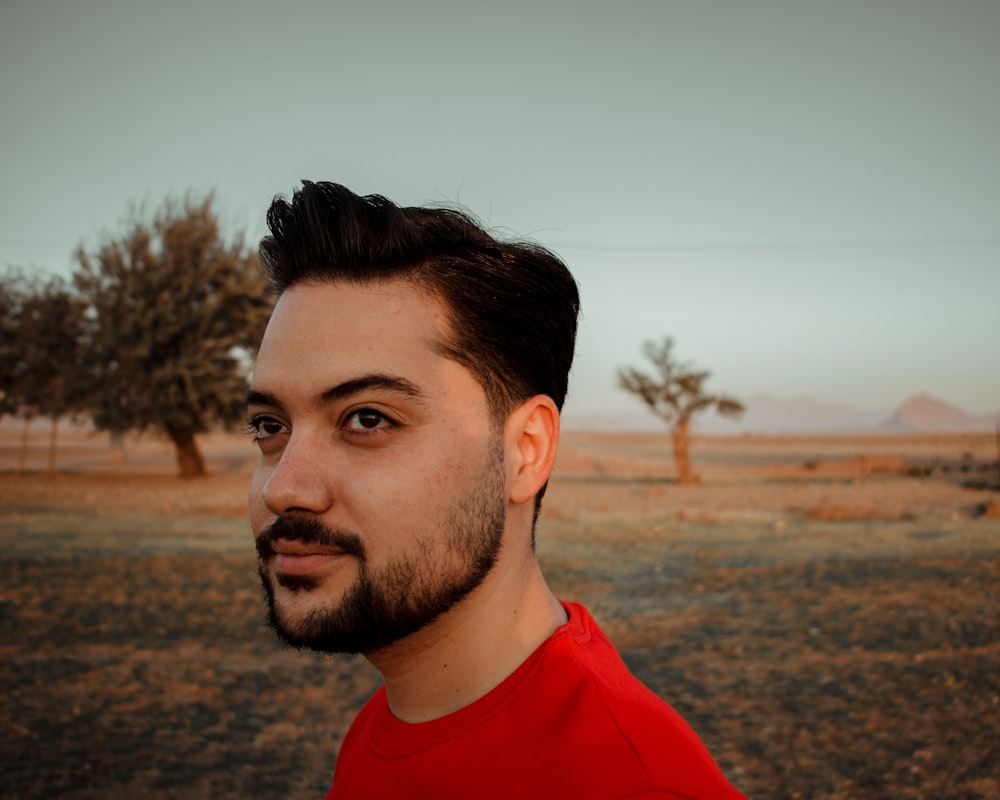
left=255, top=439, right=507, bottom=655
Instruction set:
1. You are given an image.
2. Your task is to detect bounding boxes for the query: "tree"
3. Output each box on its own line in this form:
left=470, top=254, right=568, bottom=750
left=0, top=270, right=25, bottom=420
left=0, top=271, right=30, bottom=471
left=74, top=196, right=272, bottom=477
left=0, top=270, right=86, bottom=473
left=617, top=337, right=744, bottom=484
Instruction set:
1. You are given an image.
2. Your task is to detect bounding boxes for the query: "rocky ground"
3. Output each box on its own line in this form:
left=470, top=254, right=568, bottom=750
left=1, top=431, right=998, bottom=799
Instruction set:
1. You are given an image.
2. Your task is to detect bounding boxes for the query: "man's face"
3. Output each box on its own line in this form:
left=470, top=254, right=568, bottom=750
left=247, top=279, right=508, bottom=655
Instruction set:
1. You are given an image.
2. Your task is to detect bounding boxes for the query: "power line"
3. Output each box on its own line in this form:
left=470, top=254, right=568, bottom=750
left=545, top=237, right=1000, bottom=258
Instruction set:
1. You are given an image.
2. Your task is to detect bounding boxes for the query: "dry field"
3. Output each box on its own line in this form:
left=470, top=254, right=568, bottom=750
left=1, top=428, right=999, bottom=799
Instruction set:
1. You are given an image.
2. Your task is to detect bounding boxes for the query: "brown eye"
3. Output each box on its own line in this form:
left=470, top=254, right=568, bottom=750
left=260, top=418, right=285, bottom=435
left=344, top=409, right=395, bottom=433
left=249, top=416, right=287, bottom=440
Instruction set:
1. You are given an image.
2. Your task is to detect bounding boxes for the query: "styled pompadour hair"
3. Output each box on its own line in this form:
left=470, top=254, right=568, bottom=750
left=259, top=181, right=580, bottom=421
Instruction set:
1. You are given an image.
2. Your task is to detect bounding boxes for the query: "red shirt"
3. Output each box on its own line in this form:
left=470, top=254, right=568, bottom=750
left=328, top=602, right=746, bottom=799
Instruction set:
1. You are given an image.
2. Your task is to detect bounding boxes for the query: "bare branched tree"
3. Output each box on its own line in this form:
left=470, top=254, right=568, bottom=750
left=617, top=337, right=744, bottom=484
left=74, top=195, right=272, bottom=477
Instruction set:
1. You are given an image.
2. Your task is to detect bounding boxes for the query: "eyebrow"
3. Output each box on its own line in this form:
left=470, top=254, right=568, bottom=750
left=246, top=373, right=424, bottom=410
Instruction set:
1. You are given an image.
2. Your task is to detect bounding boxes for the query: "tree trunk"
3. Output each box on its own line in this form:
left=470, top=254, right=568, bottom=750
left=168, top=429, right=207, bottom=478
left=47, top=417, right=59, bottom=474
left=110, top=430, right=127, bottom=463
left=17, top=415, right=31, bottom=475
left=672, top=418, right=699, bottom=484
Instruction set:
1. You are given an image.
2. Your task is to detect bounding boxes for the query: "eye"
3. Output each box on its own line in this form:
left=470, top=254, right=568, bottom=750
left=343, top=408, right=395, bottom=433
left=246, top=415, right=288, bottom=442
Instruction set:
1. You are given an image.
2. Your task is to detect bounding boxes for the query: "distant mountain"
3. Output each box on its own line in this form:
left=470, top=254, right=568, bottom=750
left=878, top=393, right=999, bottom=432
left=687, top=393, right=887, bottom=434
left=563, top=391, right=999, bottom=434
left=564, top=393, right=888, bottom=434
left=561, top=410, right=661, bottom=432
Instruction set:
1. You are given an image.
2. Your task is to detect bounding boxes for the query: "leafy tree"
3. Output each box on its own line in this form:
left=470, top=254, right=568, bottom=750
left=0, top=270, right=85, bottom=473
left=0, top=270, right=25, bottom=420
left=74, top=196, right=272, bottom=477
left=0, top=271, right=30, bottom=471
left=617, top=337, right=744, bottom=484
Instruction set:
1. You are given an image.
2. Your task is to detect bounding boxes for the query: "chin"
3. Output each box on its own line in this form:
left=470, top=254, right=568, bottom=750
left=260, top=567, right=319, bottom=638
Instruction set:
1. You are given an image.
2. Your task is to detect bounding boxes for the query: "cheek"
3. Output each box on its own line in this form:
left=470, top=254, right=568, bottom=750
left=348, top=453, right=458, bottom=527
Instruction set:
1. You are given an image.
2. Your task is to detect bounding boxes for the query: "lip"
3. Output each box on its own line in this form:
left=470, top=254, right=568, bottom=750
left=270, top=540, right=348, bottom=576
left=273, top=552, right=345, bottom=575
left=271, top=539, right=344, bottom=557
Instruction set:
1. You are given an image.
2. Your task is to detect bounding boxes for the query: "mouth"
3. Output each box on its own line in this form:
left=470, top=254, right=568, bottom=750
left=269, top=539, right=349, bottom=576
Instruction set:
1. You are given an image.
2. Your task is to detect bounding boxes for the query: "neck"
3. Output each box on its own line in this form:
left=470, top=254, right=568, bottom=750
left=366, top=551, right=567, bottom=724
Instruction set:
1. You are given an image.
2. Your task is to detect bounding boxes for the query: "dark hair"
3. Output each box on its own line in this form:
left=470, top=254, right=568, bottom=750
left=259, top=181, right=580, bottom=422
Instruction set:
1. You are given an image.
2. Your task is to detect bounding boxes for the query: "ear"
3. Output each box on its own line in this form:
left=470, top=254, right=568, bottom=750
left=505, top=395, right=560, bottom=506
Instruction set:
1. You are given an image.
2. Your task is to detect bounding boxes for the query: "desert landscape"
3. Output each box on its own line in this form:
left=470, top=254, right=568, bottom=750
left=1, top=427, right=998, bottom=799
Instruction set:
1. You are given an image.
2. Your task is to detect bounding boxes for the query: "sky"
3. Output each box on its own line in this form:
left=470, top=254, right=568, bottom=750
left=2, top=0, right=998, bottom=428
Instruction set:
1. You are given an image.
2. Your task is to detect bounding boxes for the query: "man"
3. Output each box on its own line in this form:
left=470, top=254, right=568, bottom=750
left=247, top=181, right=746, bottom=799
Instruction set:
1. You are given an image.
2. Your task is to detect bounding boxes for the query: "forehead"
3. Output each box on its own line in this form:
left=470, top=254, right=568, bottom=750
left=254, top=279, right=454, bottom=388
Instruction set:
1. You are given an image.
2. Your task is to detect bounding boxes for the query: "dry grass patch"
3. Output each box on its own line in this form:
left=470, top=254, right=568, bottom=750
left=797, top=505, right=916, bottom=522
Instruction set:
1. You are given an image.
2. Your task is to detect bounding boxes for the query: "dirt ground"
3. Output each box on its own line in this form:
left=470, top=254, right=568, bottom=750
left=1, top=428, right=998, bottom=799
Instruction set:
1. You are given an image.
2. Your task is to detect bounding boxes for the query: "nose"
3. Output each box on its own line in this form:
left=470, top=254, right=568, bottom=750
left=258, top=433, right=334, bottom=517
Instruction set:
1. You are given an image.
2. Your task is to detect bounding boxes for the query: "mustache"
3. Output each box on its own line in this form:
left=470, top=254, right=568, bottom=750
left=255, top=516, right=367, bottom=561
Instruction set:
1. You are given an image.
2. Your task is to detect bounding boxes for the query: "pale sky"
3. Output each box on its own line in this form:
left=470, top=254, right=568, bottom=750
left=2, top=0, right=998, bottom=427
